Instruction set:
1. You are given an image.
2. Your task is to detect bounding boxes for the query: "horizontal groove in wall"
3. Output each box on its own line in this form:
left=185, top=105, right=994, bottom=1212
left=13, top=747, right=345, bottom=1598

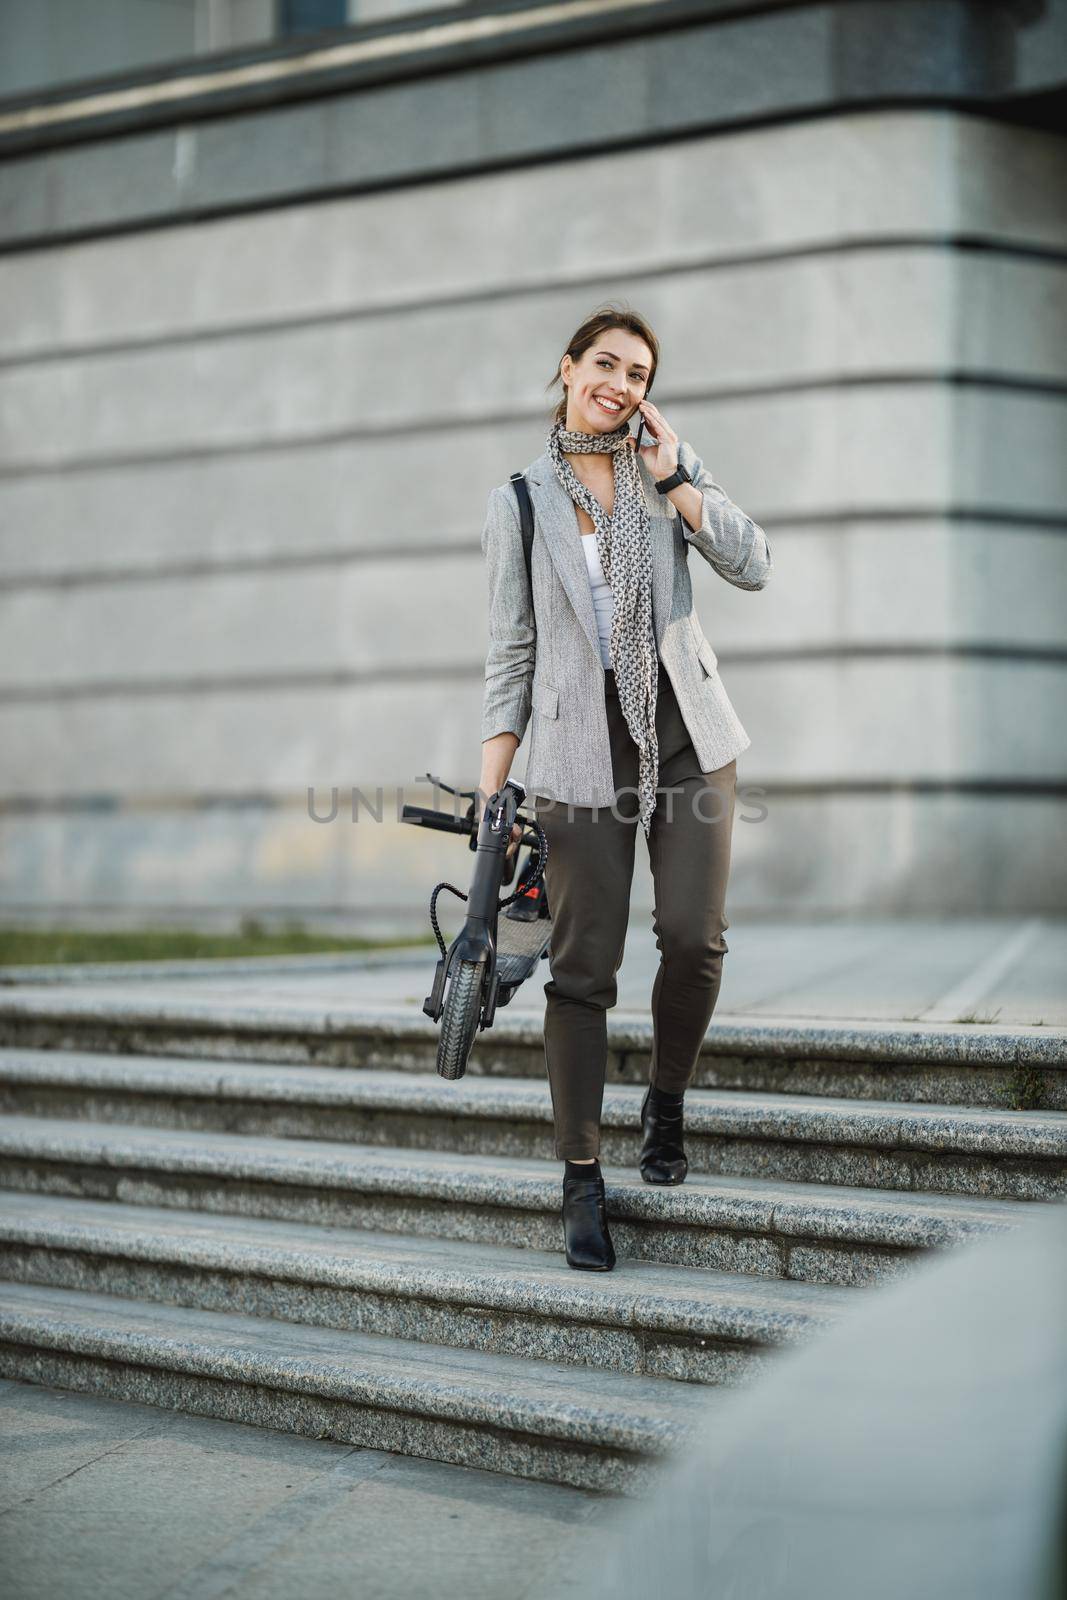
left=0, top=905, right=446, bottom=920
left=0, top=645, right=1064, bottom=707
left=1, top=511, right=1064, bottom=596
left=1, top=0, right=1060, bottom=167
left=3, top=233, right=1065, bottom=371
left=1, top=371, right=1065, bottom=482
left=3, top=776, right=1067, bottom=818
left=2, top=92, right=1062, bottom=257
left=0, top=0, right=758, bottom=143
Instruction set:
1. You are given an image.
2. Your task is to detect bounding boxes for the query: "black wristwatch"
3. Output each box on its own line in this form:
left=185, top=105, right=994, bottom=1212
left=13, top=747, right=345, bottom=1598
left=655, top=461, right=693, bottom=494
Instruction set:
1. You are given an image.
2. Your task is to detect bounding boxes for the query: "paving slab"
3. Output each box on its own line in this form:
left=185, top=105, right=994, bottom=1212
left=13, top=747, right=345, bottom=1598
left=1, top=916, right=1064, bottom=1026
left=0, top=1378, right=609, bottom=1600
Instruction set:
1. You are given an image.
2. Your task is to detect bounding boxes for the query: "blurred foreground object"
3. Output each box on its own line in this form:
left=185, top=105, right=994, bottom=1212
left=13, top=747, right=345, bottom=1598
left=536, top=1201, right=1067, bottom=1600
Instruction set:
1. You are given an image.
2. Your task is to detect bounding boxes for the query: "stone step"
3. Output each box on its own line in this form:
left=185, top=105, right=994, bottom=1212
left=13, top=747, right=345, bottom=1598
left=0, top=1116, right=1034, bottom=1285
left=2, top=1052, right=1064, bottom=1199
left=0, top=1191, right=854, bottom=1387
left=0, top=1279, right=703, bottom=1494
left=0, top=997, right=1062, bottom=1109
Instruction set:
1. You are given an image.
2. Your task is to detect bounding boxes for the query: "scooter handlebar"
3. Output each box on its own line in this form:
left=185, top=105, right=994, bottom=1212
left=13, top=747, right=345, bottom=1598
left=400, top=806, right=475, bottom=835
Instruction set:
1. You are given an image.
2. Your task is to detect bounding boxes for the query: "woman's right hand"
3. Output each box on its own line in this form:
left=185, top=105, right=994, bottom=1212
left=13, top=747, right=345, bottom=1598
left=480, top=754, right=524, bottom=860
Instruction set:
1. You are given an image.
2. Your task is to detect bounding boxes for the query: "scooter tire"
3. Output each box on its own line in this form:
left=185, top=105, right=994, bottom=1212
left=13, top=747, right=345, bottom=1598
left=436, top=958, right=485, bottom=1080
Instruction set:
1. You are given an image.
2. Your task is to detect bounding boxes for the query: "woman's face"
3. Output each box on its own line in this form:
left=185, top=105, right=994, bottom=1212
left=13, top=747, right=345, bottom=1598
left=562, top=331, right=653, bottom=435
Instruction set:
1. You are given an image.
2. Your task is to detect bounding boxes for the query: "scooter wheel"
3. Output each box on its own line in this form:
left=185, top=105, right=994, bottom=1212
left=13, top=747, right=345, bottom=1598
left=437, top=959, right=485, bottom=1080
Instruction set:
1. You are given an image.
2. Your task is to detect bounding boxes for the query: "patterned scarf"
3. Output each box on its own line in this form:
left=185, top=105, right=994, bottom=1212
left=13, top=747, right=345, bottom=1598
left=547, top=417, right=659, bottom=836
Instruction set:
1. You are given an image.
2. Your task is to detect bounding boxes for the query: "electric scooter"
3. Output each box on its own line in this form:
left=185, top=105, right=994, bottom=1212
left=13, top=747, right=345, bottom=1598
left=400, top=774, right=551, bottom=1079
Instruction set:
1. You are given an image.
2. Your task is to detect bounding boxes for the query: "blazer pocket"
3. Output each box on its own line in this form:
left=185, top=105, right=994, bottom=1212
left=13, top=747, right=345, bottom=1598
left=532, top=681, right=559, bottom=718
left=697, top=638, right=719, bottom=678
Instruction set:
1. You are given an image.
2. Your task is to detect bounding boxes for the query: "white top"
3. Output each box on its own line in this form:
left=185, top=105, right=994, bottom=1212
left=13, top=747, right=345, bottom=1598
left=580, top=532, right=614, bottom=669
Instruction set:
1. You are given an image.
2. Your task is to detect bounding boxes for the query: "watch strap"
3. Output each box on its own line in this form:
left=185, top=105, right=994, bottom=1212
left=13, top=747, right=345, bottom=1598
left=655, top=462, right=692, bottom=494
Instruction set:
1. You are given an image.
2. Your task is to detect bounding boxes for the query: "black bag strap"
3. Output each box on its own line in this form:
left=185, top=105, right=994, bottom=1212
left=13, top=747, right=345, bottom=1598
left=509, top=471, right=535, bottom=598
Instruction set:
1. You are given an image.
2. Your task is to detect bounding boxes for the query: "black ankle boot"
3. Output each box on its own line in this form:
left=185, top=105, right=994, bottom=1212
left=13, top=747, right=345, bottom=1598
left=639, top=1083, right=689, bottom=1184
left=562, top=1160, right=616, bottom=1271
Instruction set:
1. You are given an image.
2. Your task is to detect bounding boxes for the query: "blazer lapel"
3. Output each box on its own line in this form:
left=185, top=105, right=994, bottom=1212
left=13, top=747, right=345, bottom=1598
left=526, top=450, right=674, bottom=658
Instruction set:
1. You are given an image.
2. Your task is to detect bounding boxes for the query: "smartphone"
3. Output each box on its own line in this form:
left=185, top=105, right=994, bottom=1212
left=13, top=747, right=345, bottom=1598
left=633, top=412, right=657, bottom=453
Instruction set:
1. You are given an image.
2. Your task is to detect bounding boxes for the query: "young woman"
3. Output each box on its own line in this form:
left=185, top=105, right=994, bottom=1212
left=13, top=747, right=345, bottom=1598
left=478, top=305, right=772, bottom=1271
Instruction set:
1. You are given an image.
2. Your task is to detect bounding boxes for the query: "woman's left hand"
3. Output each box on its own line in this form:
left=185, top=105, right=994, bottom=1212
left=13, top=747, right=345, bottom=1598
left=630, top=399, right=679, bottom=479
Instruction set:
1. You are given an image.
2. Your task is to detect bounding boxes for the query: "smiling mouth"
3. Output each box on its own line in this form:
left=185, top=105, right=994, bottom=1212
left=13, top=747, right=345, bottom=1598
left=593, top=395, right=625, bottom=416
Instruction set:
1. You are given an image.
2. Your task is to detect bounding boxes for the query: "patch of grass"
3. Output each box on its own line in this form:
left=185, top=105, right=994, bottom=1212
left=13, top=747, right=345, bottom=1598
left=0, top=922, right=438, bottom=967
left=1008, top=1067, right=1047, bottom=1112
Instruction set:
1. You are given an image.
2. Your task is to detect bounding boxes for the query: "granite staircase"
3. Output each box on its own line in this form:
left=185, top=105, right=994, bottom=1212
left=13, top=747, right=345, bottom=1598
left=0, top=986, right=1063, bottom=1495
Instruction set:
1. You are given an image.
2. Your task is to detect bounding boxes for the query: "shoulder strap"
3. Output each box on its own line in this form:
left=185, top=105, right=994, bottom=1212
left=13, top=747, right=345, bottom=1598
left=509, top=471, right=535, bottom=598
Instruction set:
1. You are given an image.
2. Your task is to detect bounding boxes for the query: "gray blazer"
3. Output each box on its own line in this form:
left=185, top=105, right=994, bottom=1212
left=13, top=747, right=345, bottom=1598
left=480, top=436, right=772, bottom=808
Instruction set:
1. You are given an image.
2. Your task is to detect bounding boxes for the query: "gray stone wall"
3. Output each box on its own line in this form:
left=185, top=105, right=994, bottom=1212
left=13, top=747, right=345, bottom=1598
left=1, top=2, right=1065, bottom=930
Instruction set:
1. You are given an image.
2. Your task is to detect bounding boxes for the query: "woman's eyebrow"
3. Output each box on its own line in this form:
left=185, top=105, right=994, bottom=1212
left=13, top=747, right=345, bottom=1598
left=595, top=349, right=649, bottom=375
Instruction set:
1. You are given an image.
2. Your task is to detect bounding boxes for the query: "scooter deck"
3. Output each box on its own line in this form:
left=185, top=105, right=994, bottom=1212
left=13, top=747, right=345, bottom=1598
left=494, top=909, right=552, bottom=985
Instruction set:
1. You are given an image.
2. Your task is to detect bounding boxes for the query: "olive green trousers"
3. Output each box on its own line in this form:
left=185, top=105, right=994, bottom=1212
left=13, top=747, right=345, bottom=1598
left=530, top=664, right=737, bottom=1161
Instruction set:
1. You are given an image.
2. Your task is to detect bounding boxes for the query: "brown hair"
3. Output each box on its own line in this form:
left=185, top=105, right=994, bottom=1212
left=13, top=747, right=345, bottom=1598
left=545, top=302, right=660, bottom=426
